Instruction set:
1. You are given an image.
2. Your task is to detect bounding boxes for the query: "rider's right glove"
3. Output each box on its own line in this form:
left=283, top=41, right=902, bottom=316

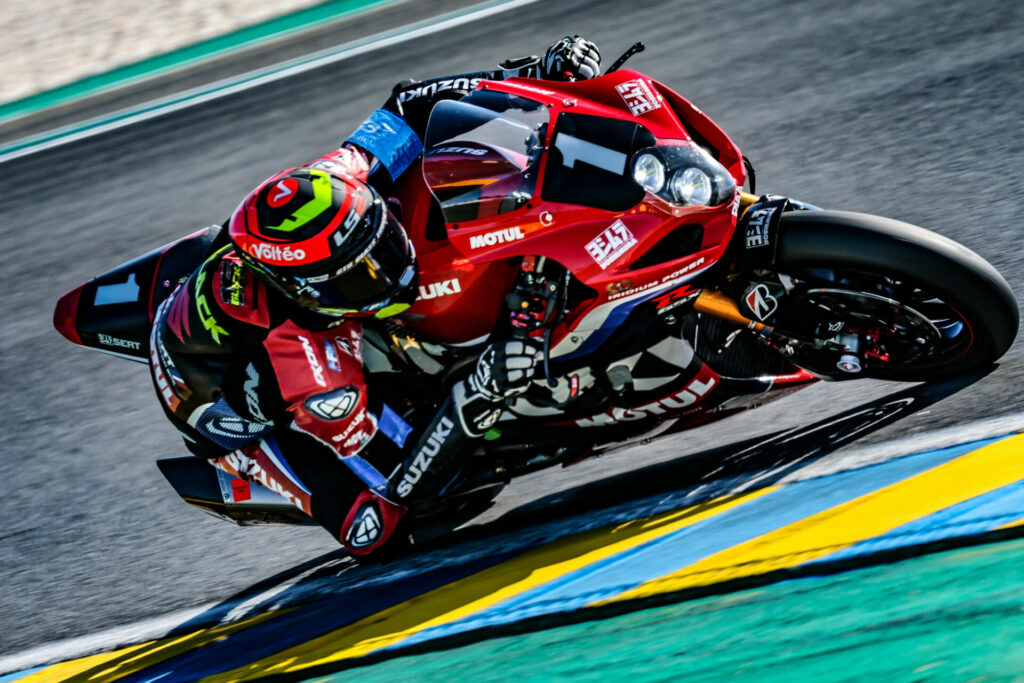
left=455, top=339, right=543, bottom=436
left=540, top=35, right=601, bottom=81
left=469, top=340, right=544, bottom=400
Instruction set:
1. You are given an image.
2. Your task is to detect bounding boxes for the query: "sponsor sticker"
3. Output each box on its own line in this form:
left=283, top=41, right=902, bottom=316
left=576, top=371, right=717, bottom=426
left=231, top=478, right=252, bottom=502
left=324, top=341, right=341, bottom=371
left=744, top=283, right=779, bottom=321
left=298, top=335, right=327, bottom=388
left=417, top=278, right=462, bottom=300
left=469, top=226, right=525, bottom=250
left=251, top=243, right=306, bottom=263
left=586, top=220, right=638, bottom=270
left=616, top=79, right=662, bottom=116
left=745, top=206, right=777, bottom=249
left=398, top=77, right=485, bottom=102
left=97, top=333, right=141, bottom=350
left=431, top=146, right=487, bottom=156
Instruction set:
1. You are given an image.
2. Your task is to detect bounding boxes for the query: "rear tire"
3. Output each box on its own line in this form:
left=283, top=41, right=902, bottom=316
left=772, top=210, right=1018, bottom=381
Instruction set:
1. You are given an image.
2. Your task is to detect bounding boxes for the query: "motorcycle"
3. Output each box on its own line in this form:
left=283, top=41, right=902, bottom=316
left=53, top=46, right=1019, bottom=532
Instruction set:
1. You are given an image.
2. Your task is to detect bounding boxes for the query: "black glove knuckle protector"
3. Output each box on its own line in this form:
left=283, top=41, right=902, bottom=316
left=542, top=35, right=601, bottom=81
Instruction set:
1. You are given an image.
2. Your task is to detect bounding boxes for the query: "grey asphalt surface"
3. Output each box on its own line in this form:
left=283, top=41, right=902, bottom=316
left=1, top=0, right=1022, bottom=659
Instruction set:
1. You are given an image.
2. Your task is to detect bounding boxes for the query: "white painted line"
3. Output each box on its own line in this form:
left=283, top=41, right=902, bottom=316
left=778, top=410, right=1024, bottom=484
left=0, top=0, right=542, bottom=166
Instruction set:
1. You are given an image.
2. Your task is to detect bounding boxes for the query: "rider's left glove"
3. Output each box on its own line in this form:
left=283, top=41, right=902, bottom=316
left=541, top=35, right=601, bottom=81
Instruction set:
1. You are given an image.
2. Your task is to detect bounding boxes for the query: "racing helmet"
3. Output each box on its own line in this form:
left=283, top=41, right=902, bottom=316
left=228, top=167, right=417, bottom=318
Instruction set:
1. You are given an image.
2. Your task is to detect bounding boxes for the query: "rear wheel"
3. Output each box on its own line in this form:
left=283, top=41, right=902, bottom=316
left=765, top=210, right=1018, bottom=381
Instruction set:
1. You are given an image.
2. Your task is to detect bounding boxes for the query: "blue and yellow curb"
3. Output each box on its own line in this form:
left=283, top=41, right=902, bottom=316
left=5, top=432, right=1024, bottom=681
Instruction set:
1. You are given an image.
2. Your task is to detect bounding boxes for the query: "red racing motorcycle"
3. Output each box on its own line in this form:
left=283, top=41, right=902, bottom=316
left=54, top=56, right=1019, bottom=529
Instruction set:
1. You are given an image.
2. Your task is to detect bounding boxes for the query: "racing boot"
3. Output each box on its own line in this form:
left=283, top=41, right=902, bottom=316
left=213, top=434, right=408, bottom=557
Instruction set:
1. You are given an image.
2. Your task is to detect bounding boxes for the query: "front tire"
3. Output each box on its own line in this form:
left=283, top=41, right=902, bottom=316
left=770, top=210, right=1018, bottom=381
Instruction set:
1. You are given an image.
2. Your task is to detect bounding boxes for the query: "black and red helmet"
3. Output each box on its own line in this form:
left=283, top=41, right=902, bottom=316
left=228, top=168, right=417, bottom=317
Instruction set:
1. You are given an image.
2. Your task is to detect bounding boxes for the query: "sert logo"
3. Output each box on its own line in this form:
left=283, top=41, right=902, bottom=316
left=395, top=416, right=455, bottom=498
left=251, top=243, right=306, bottom=262
left=267, top=178, right=299, bottom=207
left=97, top=333, right=141, bottom=350
left=298, top=335, right=327, bottom=388
left=417, top=279, right=462, bottom=300
left=469, top=227, right=525, bottom=249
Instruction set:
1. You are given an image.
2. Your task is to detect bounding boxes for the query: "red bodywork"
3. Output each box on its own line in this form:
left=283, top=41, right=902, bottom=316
left=393, top=71, right=745, bottom=351
left=382, top=70, right=813, bottom=432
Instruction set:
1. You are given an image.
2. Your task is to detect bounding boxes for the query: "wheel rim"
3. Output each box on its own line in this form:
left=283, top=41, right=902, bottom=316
left=783, top=268, right=974, bottom=373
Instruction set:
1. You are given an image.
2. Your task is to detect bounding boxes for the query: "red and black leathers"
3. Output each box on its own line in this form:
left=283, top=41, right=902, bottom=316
left=149, top=45, right=600, bottom=556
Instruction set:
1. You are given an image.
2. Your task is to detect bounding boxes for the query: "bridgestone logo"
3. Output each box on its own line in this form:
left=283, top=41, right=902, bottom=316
left=252, top=243, right=306, bottom=262
left=469, top=227, right=525, bottom=250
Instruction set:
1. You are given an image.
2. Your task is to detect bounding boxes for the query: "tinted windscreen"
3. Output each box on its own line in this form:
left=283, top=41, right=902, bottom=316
left=542, top=112, right=655, bottom=211
left=423, top=91, right=548, bottom=223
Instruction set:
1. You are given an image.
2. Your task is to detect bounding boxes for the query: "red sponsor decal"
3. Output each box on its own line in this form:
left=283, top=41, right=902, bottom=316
left=267, top=178, right=299, bottom=207
left=654, top=285, right=697, bottom=310
left=232, top=478, right=251, bottom=502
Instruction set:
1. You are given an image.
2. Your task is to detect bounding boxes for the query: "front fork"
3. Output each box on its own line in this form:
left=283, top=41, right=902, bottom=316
left=691, top=192, right=866, bottom=376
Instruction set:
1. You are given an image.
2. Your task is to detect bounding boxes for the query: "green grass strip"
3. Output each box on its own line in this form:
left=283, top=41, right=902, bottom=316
left=0, top=0, right=399, bottom=123
left=329, top=538, right=1024, bottom=682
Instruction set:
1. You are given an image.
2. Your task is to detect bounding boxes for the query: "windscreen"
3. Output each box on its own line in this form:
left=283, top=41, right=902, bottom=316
left=422, top=90, right=548, bottom=223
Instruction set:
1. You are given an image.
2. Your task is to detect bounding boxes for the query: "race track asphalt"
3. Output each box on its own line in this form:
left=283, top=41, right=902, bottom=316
left=0, top=0, right=1021, bottom=657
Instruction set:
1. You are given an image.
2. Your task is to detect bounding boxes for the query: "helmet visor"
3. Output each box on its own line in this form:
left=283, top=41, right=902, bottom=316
left=294, top=208, right=417, bottom=316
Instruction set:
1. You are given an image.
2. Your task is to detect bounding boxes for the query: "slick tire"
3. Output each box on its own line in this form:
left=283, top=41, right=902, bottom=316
left=773, top=210, right=1019, bottom=382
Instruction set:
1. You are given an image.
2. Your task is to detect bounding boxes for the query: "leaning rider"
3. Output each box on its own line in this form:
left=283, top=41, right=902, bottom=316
left=148, top=37, right=601, bottom=557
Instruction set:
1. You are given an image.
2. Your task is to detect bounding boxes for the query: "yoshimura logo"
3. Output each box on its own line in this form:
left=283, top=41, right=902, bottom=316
left=252, top=243, right=306, bottom=262
left=586, top=220, right=637, bottom=269
left=298, top=335, right=327, bottom=388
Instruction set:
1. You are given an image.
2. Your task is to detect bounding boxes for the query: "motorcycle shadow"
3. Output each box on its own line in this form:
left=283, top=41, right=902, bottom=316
left=443, top=368, right=995, bottom=548
left=162, top=370, right=990, bottom=642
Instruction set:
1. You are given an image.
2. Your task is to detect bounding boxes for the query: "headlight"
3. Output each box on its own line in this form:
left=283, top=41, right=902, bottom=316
left=632, top=153, right=665, bottom=193
left=631, top=142, right=736, bottom=208
left=670, top=167, right=712, bottom=206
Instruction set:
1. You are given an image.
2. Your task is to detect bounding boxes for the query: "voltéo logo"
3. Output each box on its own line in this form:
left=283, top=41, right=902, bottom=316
left=251, top=243, right=306, bottom=262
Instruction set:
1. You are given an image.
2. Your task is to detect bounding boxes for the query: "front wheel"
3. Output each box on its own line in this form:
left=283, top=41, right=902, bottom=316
left=763, top=210, right=1018, bottom=382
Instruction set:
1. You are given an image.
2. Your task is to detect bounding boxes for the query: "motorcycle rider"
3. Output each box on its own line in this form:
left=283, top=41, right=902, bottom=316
left=149, top=36, right=601, bottom=558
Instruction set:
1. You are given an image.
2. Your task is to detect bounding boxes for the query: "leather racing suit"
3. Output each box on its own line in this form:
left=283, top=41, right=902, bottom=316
left=149, top=40, right=599, bottom=557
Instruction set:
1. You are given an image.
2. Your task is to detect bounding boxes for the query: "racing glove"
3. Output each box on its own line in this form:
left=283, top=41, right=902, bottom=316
left=454, top=339, right=543, bottom=438
left=388, top=339, right=543, bottom=502
left=541, top=35, right=601, bottom=81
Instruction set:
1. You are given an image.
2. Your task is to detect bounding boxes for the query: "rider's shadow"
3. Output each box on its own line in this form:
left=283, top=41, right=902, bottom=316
left=157, top=370, right=988, bottom=646
left=447, top=369, right=995, bottom=545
